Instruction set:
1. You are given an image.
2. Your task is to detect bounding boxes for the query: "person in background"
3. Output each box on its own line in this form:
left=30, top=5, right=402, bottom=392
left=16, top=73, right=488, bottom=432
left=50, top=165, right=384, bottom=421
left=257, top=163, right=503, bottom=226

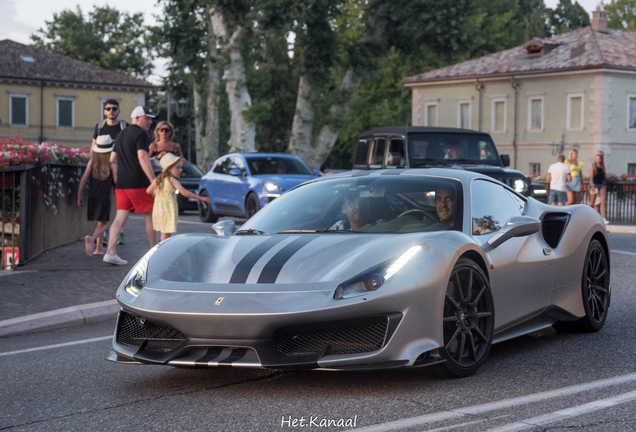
left=147, top=154, right=210, bottom=241
left=103, top=106, right=157, bottom=266
left=148, top=121, right=183, bottom=160
left=78, top=135, right=116, bottom=256
left=565, top=149, right=584, bottom=205
left=589, top=151, right=609, bottom=224
left=92, top=99, right=127, bottom=245
left=546, top=155, right=572, bottom=206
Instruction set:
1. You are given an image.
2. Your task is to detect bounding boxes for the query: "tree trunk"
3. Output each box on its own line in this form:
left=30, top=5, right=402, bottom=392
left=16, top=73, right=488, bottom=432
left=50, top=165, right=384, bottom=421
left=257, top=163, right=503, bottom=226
left=193, top=8, right=221, bottom=171
left=211, top=10, right=255, bottom=153
left=288, top=75, right=318, bottom=163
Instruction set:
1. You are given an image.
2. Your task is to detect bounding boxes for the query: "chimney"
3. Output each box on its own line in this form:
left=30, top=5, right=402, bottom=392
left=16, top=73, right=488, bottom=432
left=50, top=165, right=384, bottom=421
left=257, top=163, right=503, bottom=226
left=592, top=10, right=608, bottom=32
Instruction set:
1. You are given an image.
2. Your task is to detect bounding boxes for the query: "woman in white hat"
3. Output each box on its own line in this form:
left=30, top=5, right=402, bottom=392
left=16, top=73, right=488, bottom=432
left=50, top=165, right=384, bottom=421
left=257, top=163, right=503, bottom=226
left=77, top=135, right=116, bottom=256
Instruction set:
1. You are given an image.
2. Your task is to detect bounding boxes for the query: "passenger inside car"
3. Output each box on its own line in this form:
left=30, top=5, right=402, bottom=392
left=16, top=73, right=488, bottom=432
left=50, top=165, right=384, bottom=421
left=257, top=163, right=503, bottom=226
left=330, top=193, right=371, bottom=230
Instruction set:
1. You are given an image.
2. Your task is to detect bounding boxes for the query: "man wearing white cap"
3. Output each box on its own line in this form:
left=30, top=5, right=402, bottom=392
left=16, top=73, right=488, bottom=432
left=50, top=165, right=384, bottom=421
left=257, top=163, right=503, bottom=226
left=104, top=106, right=157, bottom=265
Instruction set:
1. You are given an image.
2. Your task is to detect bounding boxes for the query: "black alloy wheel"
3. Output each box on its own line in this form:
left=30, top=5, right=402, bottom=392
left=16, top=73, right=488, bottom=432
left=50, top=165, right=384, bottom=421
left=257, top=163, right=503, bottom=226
left=432, top=258, right=494, bottom=378
left=198, top=190, right=219, bottom=223
left=565, top=239, right=610, bottom=332
left=245, top=193, right=260, bottom=219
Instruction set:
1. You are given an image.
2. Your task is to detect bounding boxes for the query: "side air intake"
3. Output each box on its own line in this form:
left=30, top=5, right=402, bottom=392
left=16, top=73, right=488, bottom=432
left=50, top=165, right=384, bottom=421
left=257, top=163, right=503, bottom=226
left=542, top=213, right=570, bottom=248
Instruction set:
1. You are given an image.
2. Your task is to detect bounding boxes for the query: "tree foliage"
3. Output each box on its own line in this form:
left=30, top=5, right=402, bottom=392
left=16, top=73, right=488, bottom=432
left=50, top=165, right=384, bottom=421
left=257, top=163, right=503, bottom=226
left=31, top=6, right=153, bottom=77
left=602, top=0, right=636, bottom=29
left=550, top=0, right=590, bottom=34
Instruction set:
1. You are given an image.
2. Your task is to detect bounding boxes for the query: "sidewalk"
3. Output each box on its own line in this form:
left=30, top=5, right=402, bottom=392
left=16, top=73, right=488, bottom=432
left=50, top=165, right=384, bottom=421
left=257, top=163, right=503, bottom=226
left=0, top=216, right=212, bottom=337
left=0, top=219, right=634, bottom=338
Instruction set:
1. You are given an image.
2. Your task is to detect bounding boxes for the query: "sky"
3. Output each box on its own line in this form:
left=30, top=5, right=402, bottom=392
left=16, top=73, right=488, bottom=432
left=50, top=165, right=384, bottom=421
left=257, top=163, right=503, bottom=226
left=0, top=0, right=603, bottom=79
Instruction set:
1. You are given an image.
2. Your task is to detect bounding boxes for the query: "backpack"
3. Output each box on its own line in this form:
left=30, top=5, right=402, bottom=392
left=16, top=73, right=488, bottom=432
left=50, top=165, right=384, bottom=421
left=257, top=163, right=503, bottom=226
left=96, top=119, right=127, bottom=136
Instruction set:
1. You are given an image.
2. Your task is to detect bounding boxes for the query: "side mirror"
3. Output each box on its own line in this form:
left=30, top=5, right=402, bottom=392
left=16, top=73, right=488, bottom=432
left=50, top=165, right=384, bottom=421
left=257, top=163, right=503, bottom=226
left=211, top=220, right=236, bottom=236
left=229, top=169, right=243, bottom=179
left=500, top=154, right=510, bottom=167
left=487, top=216, right=540, bottom=248
left=314, top=169, right=323, bottom=176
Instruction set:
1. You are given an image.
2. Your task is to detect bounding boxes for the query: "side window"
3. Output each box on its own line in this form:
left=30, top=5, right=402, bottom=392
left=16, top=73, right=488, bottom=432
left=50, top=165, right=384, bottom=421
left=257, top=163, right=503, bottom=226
left=213, top=157, right=228, bottom=174
left=354, top=140, right=370, bottom=166
left=371, top=138, right=386, bottom=166
left=387, top=139, right=404, bottom=166
left=471, top=180, right=522, bottom=235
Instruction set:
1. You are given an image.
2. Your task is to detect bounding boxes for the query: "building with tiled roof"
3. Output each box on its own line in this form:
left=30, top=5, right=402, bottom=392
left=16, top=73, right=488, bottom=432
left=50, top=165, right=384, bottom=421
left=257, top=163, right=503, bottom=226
left=404, top=11, right=636, bottom=177
left=0, top=40, right=151, bottom=147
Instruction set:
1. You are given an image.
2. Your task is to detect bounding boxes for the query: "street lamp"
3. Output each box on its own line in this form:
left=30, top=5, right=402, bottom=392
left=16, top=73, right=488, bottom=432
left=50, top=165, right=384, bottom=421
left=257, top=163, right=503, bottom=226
left=147, top=90, right=188, bottom=126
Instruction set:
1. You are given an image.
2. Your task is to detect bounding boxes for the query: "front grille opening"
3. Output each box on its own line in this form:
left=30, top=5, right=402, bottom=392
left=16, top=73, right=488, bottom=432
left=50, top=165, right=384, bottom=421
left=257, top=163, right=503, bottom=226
left=273, top=316, right=389, bottom=357
left=542, top=213, right=570, bottom=248
left=116, top=311, right=186, bottom=353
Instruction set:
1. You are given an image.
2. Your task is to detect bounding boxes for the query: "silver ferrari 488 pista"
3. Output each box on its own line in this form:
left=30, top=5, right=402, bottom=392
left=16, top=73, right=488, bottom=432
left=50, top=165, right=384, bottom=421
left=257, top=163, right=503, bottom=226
left=106, top=168, right=610, bottom=377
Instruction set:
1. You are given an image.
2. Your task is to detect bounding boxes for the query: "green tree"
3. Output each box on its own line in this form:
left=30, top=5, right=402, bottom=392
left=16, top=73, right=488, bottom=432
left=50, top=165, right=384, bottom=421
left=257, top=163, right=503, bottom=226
left=473, top=0, right=526, bottom=57
left=550, top=0, right=590, bottom=34
left=601, top=0, right=636, bottom=29
left=31, top=6, right=153, bottom=77
left=519, top=0, right=551, bottom=38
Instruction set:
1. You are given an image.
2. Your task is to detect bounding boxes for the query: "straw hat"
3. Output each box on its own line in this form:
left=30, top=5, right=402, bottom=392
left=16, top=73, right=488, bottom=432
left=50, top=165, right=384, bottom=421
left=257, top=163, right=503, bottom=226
left=159, top=153, right=183, bottom=172
left=92, top=135, right=114, bottom=153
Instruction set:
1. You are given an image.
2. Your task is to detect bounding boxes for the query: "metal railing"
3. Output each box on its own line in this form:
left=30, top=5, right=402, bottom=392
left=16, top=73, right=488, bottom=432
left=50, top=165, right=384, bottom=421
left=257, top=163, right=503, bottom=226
left=536, top=181, right=636, bottom=225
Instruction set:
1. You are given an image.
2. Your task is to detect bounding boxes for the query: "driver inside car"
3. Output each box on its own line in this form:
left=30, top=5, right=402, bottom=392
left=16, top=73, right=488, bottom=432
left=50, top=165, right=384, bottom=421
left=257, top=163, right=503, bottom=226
left=435, top=185, right=458, bottom=227
left=330, top=194, right=371, bottom=230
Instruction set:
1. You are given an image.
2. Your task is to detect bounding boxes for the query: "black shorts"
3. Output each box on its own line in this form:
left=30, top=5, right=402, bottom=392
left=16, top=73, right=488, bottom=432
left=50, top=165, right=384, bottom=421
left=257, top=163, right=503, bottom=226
left=87, top=196, right=111, bottom=222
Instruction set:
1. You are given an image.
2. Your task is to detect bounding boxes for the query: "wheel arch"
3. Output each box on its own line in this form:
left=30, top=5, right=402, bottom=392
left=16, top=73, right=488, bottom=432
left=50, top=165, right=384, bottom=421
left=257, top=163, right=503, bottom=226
left=458, top=249, right=490, bottom=282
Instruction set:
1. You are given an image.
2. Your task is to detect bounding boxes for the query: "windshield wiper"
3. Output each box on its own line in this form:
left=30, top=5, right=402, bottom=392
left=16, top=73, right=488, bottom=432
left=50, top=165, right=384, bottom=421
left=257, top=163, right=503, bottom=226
left=277, top=229, right=349, bottom=234
left=235, top=228, right=269, bottom=235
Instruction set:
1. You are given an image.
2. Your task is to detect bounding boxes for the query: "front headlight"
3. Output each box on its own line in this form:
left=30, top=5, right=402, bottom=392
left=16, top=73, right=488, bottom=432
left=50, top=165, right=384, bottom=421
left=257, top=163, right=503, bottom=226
left=334, top=246, right=422, bottom=300
left=514, top=179, right=528, bottom=194
left=263, top=181, right=284, bottom=192
left=124, top=243, right=161, bottom=297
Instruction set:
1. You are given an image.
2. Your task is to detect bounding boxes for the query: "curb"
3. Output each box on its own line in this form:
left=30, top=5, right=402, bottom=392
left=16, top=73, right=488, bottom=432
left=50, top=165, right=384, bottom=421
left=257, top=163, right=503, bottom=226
left=607, top=225, right=636, bottom=234
left=0, top=300, right=119, bottom=338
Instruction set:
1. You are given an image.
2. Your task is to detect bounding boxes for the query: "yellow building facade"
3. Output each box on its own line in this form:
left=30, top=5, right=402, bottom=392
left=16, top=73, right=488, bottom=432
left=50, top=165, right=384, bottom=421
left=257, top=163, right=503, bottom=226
left=0, top=40, right=150, bottom=148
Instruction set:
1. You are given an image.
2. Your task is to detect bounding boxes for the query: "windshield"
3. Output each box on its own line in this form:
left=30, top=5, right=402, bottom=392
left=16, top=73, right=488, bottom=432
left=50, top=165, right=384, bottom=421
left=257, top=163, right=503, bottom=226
left=240, top=176, right=464, bottom=234
left=246, top=156, right=314, bottom=176
left=408, top=133, right=501, bottom=167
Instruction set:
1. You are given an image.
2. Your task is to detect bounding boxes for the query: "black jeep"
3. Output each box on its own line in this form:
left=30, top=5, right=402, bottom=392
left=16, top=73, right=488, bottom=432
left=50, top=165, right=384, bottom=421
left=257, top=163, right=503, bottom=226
left=353, top=126, right=547, bottom=201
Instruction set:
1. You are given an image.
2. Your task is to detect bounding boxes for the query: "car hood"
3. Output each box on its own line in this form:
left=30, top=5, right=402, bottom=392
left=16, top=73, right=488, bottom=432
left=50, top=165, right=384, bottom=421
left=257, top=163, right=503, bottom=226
left=146, top=232, right=457, bottom=292
left=255, top=174, right=316, bottom=191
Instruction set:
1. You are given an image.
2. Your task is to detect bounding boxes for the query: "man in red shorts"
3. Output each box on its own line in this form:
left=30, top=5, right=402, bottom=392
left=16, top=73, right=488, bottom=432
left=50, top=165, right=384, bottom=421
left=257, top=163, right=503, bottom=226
left=103, top=106, right=157, bottom=265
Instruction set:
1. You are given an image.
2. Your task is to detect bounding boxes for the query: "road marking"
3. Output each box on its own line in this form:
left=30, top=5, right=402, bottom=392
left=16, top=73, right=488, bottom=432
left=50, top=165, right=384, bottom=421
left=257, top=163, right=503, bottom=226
left=488, top=389, right=636, bottom=431
left=0, top=335, right=112, bottom=357
left=352, top=372, right=636, bottom=431
left=611, top=249, right=636, bottom=256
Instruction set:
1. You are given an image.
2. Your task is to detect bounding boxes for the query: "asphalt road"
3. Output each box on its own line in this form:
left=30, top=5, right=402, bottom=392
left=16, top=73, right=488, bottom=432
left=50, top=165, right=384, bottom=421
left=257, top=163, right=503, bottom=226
left=1, top=232, right=635, bottom=432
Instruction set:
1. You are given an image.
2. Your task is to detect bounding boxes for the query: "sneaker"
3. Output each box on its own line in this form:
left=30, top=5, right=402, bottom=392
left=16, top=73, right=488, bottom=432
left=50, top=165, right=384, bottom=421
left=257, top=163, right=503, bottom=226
left=117, top=233, right=126, bottom=245
left=103, top=254, right=128, bottom=266
left=603, top=218, right=610, bottom=225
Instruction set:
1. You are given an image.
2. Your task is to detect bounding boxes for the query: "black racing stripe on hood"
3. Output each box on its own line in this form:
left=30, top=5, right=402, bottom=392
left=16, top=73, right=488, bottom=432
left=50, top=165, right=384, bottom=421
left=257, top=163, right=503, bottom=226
left=230, top=236, right=285, bottom=283
left=194, top=347, right=223, bottom=366
left=257, top=236, right=317, bottom=284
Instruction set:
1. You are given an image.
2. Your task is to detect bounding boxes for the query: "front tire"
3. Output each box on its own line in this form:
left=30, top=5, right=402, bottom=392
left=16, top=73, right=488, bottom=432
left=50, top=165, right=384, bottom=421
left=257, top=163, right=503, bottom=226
left=431, top=258, right=494, bottom=378
left=245, top=193, right=260, bottom=219
left=198, top=190, right=218, bottom=223
left=557, top=239, right=610, bottom=333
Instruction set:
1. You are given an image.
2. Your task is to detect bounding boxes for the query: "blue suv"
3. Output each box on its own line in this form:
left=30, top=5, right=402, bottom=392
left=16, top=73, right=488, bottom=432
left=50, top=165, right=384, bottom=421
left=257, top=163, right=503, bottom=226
left=198, top=153, right=321, bottom=222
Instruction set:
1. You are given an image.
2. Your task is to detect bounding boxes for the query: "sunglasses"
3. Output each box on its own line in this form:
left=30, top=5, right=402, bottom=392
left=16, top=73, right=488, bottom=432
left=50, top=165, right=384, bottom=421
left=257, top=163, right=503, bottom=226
left=104, top=107, right=119, bottom=111
left=159, top=128, right=171, bottom=132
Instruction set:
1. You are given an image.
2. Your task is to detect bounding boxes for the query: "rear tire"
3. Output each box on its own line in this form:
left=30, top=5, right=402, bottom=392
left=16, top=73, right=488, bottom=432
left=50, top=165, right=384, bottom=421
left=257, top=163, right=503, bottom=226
left=556, top=239, right=610, bottom=333
left=245, top=193, right=260, bottom=219
left=198, top=190, right=218, bottom=223
left=430, top=258, right=494, bottom=378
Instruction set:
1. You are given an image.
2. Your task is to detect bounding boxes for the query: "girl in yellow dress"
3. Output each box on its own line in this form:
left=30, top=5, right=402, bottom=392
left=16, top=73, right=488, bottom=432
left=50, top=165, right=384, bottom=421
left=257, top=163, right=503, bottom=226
left=147, top=153, right=211, bottom=241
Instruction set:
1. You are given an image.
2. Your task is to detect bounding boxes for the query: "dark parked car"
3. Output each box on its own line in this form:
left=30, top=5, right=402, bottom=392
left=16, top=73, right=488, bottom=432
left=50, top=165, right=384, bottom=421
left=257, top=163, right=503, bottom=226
left=353, top=126, right=546, bottom=201
left=197, top=153, right=321, bottom=222
left=150, top=159, right=204, bottom=213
